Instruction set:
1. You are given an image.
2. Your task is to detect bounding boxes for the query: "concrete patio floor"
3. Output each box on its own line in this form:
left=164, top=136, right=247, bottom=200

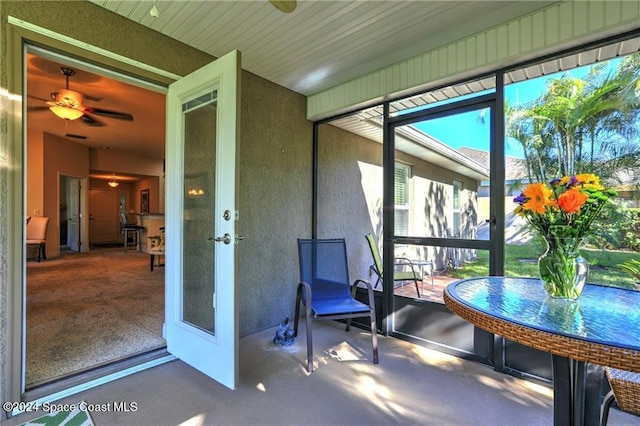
left=6, top=321, right=638, bottom=425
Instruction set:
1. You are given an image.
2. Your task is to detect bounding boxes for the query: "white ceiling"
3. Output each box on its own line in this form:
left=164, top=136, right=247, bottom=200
left=26, top=1, right=638, bottom=182
left=27, top=52, right=166, bottom=162
left=89, top=0, right=557, bottom=96
left=28, top=0, right=556, bottom=164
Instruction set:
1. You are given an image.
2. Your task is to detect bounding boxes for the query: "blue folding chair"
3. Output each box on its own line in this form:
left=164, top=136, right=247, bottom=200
left=294, top=238, right=379, bottom=373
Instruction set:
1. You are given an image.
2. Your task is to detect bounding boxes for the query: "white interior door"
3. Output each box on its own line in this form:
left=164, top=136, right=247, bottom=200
left=165, top=50, right=240, bottom=389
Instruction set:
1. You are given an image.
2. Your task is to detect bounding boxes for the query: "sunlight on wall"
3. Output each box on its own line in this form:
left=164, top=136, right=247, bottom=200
left=179, top=413, right=207, bottom=426
left=0, top=87, right=22, bottom=103
left=358, top=161, right=382, bottom=234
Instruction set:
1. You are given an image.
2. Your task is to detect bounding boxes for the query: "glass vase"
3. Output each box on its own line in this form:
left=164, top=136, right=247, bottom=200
left=538, top=236, right=589, bottom=300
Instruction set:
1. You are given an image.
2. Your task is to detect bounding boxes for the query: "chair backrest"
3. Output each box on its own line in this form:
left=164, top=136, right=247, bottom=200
left=26, top=216, right=49, bottom=241
left=365, top=233, right=383, bottom=276
left=120, top=211, right=129, bottom=226
left=298, top=239, right=351, bottom=300
left=606, top=367, right=640, bottom=416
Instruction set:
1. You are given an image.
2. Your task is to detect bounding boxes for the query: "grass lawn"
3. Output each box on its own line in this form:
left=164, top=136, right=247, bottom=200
left=448, top=243, right=639, bottom=290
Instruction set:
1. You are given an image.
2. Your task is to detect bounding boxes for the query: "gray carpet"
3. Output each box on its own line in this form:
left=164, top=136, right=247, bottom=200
left=26, top=247, right=165, bottom=387
left=7, top=321, right=640, bottom=425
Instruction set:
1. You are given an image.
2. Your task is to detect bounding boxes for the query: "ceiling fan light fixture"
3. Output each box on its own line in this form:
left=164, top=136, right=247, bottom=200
left=108, top=174, right=120, bottom=188
left=49, top=105, right=84, bottom=121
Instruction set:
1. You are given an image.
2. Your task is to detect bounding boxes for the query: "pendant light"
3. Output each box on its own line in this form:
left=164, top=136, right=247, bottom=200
left=108, top=174, right=119, bottom=188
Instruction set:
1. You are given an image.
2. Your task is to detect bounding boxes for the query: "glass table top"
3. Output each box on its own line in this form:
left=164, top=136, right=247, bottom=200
left=446, top=277, right=640, bottom=352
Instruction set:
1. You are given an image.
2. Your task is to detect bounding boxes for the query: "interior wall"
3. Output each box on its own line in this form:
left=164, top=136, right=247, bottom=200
left=42, top=132, right=90, bottom=259
left=90, top=148, right=163, bottom=177
left=25, top=128, right=43, bottom=218
left=0, top=0, right=312, bottom=410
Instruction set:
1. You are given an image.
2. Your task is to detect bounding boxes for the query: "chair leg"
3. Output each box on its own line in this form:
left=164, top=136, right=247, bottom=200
left=413, top=278, right=421, bottom=298
left=150, top=254, right=155, bottom=271
left=600, top=390, right=615, bottom=426
left=41, top=243, right=46, bottom=261
left=305, top=304, right=313, bottom=373
left=370, top=309, right=379, bottom=364
left=293, top=285, right=302, bottom=337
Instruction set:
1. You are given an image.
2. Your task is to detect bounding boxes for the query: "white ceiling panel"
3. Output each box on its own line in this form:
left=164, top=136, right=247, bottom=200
left=24, top=1, right=639, bottom=180
left=89, top=0, right=559, bottom=95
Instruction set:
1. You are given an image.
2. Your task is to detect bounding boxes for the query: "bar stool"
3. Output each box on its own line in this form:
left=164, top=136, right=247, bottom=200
left=120, top=211, right=144, bottom=253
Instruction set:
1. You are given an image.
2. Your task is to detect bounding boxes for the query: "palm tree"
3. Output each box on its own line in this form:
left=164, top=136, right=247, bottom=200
left=506, top=53, right=640, bottom=183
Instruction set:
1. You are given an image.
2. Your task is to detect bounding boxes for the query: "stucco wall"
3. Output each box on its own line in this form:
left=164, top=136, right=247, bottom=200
left=0, top=1, right=311, bottom=413
left=237, top=72, right=312, bottom=335
left=317, top=123, right=480, bottom=278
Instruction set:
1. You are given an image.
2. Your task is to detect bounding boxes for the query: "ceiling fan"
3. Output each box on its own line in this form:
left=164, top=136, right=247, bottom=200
left=269, top=0, right=296, bottom=13
left=38, top=66, right=134, bottom=126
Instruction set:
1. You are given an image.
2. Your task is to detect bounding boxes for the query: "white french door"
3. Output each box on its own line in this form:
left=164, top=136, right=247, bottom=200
left=165, top=50, right=240, bottom=389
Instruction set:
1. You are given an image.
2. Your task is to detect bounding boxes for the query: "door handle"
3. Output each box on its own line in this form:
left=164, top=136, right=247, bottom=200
left=213, top=233, right=231, bottom=245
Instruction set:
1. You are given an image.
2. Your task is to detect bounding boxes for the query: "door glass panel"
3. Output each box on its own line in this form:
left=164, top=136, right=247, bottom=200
left=182, top=91, right=217, bottom=334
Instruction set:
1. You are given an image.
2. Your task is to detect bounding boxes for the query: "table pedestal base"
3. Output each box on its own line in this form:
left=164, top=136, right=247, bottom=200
left=552, top=355, right=604, bottom=426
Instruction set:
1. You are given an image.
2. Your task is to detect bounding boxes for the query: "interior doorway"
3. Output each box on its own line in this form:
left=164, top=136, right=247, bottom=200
left=59, top=175, right=84, bottom=252
left=24, top=47, right=167, bottom=391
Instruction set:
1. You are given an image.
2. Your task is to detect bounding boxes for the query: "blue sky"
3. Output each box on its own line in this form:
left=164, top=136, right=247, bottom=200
left=412, top=58, right=622, bottom=159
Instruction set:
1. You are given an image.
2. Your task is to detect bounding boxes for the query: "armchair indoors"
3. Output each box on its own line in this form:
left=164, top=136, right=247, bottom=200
left=294, top=238, right=379, bottom=373
left=365, top=233, right=422, bottom=298
left=26, top=216, right=50, bottom=262
left=148, top=227, right=165, bottom=271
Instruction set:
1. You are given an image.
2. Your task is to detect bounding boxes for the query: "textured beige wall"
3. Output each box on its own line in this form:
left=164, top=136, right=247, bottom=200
left=237, top=72, right=312, bottom=335
left=317, top=123, right=381, bottom=280
left=317, top=123, right=480, bottom=277
left=0, top=1, right=311, bottom=411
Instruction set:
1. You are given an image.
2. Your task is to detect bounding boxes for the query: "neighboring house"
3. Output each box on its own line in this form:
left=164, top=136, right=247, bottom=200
left=614, top=168, right=640, bottom=208
left=459, top=147, right=532, bottom=244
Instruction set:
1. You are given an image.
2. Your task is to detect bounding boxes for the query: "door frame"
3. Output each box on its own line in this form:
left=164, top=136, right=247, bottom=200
left=58, top=173, right=88, bottom=253
left=384, top=93, right=503, bottom=361
left=6, top=18, right=180, bottom=403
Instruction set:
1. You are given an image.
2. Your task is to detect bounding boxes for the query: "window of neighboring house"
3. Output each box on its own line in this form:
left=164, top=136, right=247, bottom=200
left=452, top=180, right=463, bottom=237
left=395, top=163, right=410, bottom=236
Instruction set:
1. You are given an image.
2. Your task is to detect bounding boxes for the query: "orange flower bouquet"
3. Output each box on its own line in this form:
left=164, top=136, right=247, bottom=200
left=514, top=174, right=617, bottom=299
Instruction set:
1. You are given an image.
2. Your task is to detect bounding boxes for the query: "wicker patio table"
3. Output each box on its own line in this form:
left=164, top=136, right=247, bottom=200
left=444, top=277, right=640, bottom=426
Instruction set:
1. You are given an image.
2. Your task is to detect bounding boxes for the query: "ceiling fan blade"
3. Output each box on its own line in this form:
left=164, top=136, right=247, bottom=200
left=269, top=0, right=296, bottom=13
left=28, top=94, right=51, bottom=103
left=84, top=106, right=133, bottom=121
left=50, top=90, right=101, bottom=105
left=81, top=114, right=105, bottom=127
left=27, top=105, right=51, bottom=113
